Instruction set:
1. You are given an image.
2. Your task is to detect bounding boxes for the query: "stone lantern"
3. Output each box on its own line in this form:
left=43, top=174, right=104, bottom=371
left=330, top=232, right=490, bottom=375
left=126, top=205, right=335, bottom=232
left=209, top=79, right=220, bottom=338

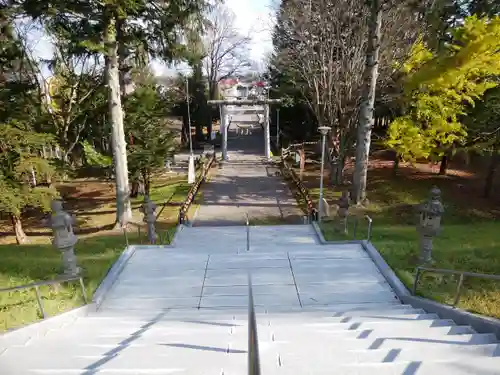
left=50, top=200, right=80, bottom=276
left=140, top=196, right=157, bottom=244
left=416, top=186, right=445, bottom=264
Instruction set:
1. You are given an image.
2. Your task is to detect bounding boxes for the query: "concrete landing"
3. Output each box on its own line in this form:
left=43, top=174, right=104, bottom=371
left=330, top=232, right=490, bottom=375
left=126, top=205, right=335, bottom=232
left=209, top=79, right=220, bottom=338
left=98, top=239, right=397, bottom=313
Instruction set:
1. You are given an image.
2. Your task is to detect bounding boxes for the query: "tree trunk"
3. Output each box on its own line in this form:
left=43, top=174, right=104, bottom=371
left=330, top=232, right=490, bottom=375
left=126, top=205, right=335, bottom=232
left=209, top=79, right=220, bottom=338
left=11, top=214, right=28, bottom=244
left=117, top=18, right=132, bottom=98
left=330, top=156, right=346, bottom=185
left=352, top=0, right=382, bottom=204
left=484, top=146, right=500, bottom=198
left=104, top=8, right=132, bottom=228
left=130, top=180, right=139, bottom=198
left=439, top=152, right=450, bottom=175
left=142, top=169, right=151, bottom=197
left=392, top=152, right=400, bottom=176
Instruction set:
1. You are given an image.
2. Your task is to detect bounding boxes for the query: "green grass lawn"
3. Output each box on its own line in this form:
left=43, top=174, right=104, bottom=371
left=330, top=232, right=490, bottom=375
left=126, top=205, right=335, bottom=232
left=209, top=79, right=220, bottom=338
left=0, top=234, right=132, bottom=332
left=0, top=174, right=193, bottom=332
left=311, top=165, right=500, bottom=319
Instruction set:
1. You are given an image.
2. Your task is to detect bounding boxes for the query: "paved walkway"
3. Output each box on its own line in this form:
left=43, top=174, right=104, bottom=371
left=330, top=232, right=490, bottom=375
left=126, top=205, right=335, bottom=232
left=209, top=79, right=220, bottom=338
left=193, top=123, right=303, bottom=226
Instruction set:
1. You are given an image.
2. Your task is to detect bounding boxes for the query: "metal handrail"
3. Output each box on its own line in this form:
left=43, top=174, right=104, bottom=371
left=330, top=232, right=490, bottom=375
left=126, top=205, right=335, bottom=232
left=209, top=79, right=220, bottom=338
left=352, top=215, right=373, bottom=241
left=248, top=275, right=261, bottom=375
left=0, top=275, right=87, bottom=319
left=412, top=266, right=500, bottom=307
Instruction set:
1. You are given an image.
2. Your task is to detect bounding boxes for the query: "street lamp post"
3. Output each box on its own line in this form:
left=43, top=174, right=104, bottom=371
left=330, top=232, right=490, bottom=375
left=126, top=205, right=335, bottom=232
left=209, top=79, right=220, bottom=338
left=318, top=126, right=331, bottom=223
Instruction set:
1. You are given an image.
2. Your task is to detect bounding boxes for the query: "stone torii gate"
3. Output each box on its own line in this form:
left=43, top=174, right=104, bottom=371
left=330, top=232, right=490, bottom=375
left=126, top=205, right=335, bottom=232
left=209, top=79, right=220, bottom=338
left=208, top=99, right=282, bottom=161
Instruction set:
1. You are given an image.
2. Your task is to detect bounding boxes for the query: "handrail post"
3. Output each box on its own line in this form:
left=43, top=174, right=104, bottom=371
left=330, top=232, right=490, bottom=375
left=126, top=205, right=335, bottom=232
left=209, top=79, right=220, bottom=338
left=453, top=273, right=465, bottom=307
left=34, top=286, right=46, bottom=319
left=365, top=215, right=373, bottom=242
left=79, top=277, right=88, bottom=304
left=412, top=268, right=422, bottom=296
left=353, top=217, right=358, bottom=240
left=246, top=213, right=250, bottom=252
left=123, top=226, right=129, bottom=247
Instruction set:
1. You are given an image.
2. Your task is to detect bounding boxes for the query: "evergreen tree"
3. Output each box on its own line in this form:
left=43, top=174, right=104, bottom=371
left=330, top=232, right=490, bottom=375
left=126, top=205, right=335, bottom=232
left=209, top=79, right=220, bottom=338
left=0, top=8, right=58, bottom=244
left=124, top=74, right=177, bottom=195
left=18, top=0, right=209, bottom=227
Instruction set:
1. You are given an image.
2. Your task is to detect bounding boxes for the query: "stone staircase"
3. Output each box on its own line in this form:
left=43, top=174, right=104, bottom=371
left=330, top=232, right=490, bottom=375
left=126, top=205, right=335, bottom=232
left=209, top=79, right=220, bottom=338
left=1, top=225, right=499, bottom=374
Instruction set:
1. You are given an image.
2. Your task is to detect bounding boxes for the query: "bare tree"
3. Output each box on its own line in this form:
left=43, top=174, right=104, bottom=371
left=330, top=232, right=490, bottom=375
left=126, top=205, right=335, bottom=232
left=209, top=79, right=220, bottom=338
left=274, top=0, right=368, bottom=184
left=203, top=4, right=252, bottom=102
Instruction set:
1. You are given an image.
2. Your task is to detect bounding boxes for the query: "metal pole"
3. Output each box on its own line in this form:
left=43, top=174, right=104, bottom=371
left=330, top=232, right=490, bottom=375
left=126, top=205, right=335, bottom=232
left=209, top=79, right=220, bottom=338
left=34, top=286, right=46, bottom=319
left=318, top=133, right=326, bottom=223
left=453, top=273, right=465, bottom=307
left=246, top=213, right=250, bottom=252
left=248, top=275, right=261, bottom=375
left=366, top=215, right=373, bottom=242
left=79, top=277, right=88, bottom=304
left=264, top=105, right=271, bottom=161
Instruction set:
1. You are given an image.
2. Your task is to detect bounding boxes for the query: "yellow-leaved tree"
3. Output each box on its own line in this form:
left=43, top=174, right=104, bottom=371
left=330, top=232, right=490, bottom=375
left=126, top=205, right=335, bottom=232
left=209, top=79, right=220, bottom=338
left=386, top=15, right=500, bottom=169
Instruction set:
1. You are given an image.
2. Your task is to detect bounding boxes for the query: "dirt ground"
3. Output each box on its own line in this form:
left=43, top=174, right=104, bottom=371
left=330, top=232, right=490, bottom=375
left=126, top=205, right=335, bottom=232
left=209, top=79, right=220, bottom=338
left=0, top=173, right=187, bottom=245
left=296, top=150, right=500, bottom=220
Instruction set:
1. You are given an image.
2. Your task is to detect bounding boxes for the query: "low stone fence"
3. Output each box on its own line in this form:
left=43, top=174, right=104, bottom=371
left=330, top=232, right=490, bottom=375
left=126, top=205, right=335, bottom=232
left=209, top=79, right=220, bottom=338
left=281, top=155, right=317, bottom=221
left=178, top=153, right=216, bottom=225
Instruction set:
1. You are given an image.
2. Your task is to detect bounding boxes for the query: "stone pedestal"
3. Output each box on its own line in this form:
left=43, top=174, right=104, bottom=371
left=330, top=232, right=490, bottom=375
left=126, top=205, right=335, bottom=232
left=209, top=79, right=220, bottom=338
left=50, top=200, right=80, bottom=276
left=141, top=196, right=158, bottom=244
left=416, top=186, right=444, bottom=264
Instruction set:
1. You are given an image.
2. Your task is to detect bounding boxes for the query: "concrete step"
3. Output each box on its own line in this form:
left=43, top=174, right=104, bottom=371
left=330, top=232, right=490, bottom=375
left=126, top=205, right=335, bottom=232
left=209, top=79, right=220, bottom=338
left=5, top=341, right=498, bottom=365
left=272, top=343, right=500, bottom=364
left=38, top=317, right=463, bottom=338
left=71, top=306, right=421, bottom=327
left=64, top=311, right=437, bottom=334
left=22, top=327, right=497, bottom=352
left=4, top=343, right=499, bottom=374
left=267, top=357, right=500, bottom=375
left=37, top=322, right=473, bottom=345
left=266, top=313, right=441, bottom=324
left=86, top=302, right=413, bottom=319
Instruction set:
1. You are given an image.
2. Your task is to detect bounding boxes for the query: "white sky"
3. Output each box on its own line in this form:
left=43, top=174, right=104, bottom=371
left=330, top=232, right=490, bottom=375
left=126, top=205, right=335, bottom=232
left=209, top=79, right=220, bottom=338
left=28, top=0, right=275, bottom=78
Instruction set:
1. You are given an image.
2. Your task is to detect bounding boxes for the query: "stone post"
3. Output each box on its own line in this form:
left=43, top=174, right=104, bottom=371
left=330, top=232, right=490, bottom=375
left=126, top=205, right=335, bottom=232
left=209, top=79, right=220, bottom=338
left=140, top=196, right=158, bottom=244
left=416, top=186, right=444, bottom=264
left=50, top=200, right=80, bottom=276
left=299, top=148, right=306, bottom=181
left=221, top=105, right=229, bottom=161
left=264, top=104, right=271, bottom=161
left=337, top=191, right=350, bottom=234
left=320, top=197, right=330, bottom=219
